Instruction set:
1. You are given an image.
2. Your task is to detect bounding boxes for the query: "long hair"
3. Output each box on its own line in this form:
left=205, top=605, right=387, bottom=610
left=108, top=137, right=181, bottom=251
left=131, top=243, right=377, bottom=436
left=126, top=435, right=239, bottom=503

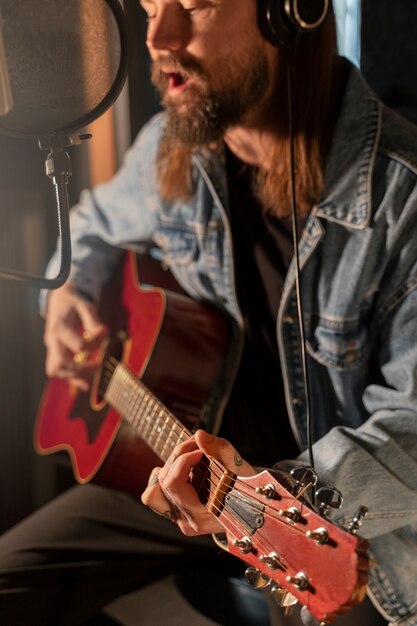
left=156, top=14, right=339, bottom=218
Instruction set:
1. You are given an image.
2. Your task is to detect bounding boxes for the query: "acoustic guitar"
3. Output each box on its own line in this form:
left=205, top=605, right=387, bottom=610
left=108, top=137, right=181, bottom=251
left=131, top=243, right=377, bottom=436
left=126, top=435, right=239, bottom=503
left=35, top=251, right=369, bottom=623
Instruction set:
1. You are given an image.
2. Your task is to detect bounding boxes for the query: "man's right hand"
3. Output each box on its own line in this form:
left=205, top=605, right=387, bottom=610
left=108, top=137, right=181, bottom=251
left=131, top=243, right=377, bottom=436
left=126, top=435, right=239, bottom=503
left=43, top=284, right=108, bottom=391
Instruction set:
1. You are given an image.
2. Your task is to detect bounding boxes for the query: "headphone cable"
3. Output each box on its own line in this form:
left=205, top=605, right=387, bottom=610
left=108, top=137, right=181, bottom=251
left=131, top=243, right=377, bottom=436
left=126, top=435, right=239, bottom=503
left=286, top=46, right=315, bottom=477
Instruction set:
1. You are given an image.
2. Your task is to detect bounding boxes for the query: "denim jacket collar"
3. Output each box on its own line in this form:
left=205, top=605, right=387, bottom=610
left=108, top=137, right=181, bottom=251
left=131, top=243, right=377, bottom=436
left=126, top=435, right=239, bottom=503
left=315, top=64, right=382, bottom=229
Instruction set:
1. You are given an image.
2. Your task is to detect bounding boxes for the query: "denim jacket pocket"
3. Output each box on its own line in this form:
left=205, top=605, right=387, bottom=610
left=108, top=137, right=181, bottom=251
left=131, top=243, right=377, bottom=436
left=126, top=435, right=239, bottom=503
left=306, top=317, right=372, bottom=370
left=153, top=216, right=198, bottom=266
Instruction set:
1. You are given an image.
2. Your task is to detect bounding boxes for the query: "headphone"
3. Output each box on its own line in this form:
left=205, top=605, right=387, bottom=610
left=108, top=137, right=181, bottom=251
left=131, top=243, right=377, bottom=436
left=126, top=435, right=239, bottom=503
left=257, top=0, right=330, bottom=47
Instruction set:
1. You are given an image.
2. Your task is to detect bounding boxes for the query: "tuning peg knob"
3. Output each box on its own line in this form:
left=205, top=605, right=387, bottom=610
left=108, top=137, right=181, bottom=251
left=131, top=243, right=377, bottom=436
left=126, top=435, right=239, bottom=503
left=278, top=506, right=301, bottom=523
left=256, top=483, right=278, bottom=500
left=232, top=536, right=252, bottom=554
left=271, top=585, right=298, bottom=608
left=315, top=486, right=343, bottom=518
left=306, top=527, right=329, bottom=545
left=259, top=552, right=284, bottom=571
left=286, top=571, right=310, bottom=592
left=290, top=466, right=318, bottom=494
left=245, top=567, right=271, bottom=589
left=347, top=505, right=368, bottom=534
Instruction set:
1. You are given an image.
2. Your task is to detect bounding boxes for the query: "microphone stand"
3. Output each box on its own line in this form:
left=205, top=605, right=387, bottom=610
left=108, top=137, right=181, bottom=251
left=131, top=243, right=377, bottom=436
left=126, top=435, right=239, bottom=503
left=0, top=131, right=90, bottom=289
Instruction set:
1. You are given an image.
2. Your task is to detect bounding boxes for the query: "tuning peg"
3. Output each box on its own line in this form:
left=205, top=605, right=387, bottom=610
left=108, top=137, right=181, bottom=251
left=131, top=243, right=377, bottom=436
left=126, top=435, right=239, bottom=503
left=300, top=606, right=325, bottom=626
left=315, top=486, right=343, bottom=518
left=256, top=483, right=278, bottom=500
left=286, top=571, right=310, bottom=592
left=259, top=552, right=285, bottom=571
left=290, top=466, right=318, bottom=495
left=347, top=505, right=368, bottom=534
left=232, top=536, right=252, bottom=554
left=270, top=585, right=298, bottom=608
left=306, top=526, right=329, bottom=545
left=278, top=506, right=301, bottom=523
left=244, top=567, right=271, bottom=589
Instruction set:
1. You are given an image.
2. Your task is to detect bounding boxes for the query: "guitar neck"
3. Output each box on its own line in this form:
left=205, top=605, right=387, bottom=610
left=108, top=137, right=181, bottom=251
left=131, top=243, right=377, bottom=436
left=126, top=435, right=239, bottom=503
left=105, top=362, right=191, bottom=462
left=104, top=361, right=231, bottom=513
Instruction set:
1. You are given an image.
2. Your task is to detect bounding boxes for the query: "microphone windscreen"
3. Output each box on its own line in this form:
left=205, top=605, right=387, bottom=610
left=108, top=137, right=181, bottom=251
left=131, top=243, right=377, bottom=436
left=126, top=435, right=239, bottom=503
left=0, top=0, right=127, bottom=137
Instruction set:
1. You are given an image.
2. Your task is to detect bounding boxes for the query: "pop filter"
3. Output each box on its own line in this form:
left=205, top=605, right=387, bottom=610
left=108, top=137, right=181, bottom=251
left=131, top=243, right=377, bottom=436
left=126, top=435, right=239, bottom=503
left=0, top=0, right=128, bottom=287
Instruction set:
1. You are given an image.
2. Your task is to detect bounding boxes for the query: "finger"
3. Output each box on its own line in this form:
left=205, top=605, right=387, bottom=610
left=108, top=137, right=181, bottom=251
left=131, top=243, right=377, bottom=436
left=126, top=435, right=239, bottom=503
left=194, top=430, right=255, bottom=477
left=76, top=301, right=107, bottom=341
left=162, top=437, right=198, bottom=469
left=146, top=467, right=161, bottom=489
left=45, top=336, right=100, bottom=386
left=44, top=322, right=84, bottom=355
left=141, top=468, right=182, bottom=523
left=160, top=449, right=223, bottom=535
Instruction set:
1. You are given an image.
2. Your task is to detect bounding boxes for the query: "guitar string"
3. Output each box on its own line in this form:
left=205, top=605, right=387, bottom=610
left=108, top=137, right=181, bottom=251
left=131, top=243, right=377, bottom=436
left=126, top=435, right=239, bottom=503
left=190, top=460, right=321, bottom=571
left=191, top=461, right=319, bottom=542
left=99, top=358, right=325, bottom=539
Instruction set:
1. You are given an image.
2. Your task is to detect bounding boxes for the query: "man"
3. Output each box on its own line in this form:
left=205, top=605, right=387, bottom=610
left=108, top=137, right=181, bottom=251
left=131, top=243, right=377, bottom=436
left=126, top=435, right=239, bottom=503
left=1, top=0, right=417, bottom=624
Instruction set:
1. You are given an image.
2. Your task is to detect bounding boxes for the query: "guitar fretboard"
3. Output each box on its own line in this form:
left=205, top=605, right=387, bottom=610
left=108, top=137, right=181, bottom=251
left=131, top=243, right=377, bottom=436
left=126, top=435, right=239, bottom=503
left=104, top=361, right=231, bottom=514
left=105, top=363, right=190, bottom=462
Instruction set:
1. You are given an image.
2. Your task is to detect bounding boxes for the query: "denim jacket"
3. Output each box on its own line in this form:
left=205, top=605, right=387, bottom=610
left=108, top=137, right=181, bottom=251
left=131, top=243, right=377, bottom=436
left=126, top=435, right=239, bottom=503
left=44, top=63, right=417, bottom=624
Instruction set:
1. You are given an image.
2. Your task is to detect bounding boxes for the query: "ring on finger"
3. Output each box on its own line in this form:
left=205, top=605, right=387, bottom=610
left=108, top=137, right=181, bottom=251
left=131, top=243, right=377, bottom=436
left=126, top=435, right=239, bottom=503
left=73, top=349, right=90, bottom=364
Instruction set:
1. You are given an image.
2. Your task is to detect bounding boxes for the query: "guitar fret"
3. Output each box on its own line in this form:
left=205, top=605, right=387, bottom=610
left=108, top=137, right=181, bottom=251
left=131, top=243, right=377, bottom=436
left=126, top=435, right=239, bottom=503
left=129, top=379, right=143, bottom=430
left=142, top=395, right=156, bottom=442
left=147, top=402, right=160, bottom=449
left=131, top=384, right=148, bottom=431
left=152, top=410, right=169, bottom=457
left=160, top=417, right=177, bottom=460
left=125, top=375, right=139, bottom=424
left=160, top=424, right=177, bottom=459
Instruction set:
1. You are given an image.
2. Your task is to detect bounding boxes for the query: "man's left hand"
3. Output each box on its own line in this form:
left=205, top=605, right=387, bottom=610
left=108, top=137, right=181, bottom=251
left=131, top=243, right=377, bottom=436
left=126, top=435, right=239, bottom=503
left=141, top=430, right=256, bottom=536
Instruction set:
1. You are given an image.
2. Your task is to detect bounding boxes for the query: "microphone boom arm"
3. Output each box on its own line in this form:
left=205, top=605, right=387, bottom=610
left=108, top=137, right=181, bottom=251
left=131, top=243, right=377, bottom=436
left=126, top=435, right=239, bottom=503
left=0, top=131, right=91, bottom=290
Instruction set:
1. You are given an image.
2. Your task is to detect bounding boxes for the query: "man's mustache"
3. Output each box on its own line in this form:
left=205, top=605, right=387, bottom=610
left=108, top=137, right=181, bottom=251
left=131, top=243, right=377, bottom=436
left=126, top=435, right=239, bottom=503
left=151, top=55, right=206, bottom=80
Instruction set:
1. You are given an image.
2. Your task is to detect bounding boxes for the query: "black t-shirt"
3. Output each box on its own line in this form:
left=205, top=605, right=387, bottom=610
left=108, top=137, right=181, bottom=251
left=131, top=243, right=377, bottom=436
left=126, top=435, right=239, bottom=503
left=219, top=149, right=300, bottom=467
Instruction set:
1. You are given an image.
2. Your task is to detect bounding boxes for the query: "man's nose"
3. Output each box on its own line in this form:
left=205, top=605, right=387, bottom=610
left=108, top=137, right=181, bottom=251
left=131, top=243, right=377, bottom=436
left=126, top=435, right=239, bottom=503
left=146, top=6, right=191, bottom=53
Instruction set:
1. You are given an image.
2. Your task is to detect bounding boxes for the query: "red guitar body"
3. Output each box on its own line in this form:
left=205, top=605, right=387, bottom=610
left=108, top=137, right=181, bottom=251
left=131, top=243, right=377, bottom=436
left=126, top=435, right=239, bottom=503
left=34, top=252, right=230, bottom=495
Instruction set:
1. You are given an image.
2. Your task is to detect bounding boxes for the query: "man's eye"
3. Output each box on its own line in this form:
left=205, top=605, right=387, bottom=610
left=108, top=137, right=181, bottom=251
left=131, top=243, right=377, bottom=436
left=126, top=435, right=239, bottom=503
left=181, top=2, right=209, bottom=13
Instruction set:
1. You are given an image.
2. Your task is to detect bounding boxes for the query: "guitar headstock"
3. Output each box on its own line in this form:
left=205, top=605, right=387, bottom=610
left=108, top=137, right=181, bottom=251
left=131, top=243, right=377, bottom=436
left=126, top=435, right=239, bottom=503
left=214, top=467, right=369, bottom=624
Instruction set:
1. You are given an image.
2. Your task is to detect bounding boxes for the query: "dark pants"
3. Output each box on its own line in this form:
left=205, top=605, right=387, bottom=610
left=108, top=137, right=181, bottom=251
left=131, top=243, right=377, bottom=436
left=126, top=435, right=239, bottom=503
left=0, top=484, right=388, bottom=626
left=0, top=485, right=221, bottom=625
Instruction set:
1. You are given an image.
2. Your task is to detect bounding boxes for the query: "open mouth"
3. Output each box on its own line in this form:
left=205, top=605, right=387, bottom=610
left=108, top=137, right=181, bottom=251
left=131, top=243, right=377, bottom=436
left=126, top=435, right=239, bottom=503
left=164, top=70, right=190, bottom=93
left=169, top=72, right=186, bottom=87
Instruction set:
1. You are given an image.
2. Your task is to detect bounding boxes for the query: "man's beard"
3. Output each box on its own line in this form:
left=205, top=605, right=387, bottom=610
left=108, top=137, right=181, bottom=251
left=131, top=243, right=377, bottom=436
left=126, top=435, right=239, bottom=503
left=151, top=49, right=271, bottom=147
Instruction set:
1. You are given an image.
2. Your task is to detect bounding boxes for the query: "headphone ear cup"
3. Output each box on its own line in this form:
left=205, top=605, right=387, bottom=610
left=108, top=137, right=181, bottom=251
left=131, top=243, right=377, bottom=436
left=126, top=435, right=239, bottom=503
left=257, top=0, right=293, bottom=48
left=257, top=0, right=330, bottom=47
